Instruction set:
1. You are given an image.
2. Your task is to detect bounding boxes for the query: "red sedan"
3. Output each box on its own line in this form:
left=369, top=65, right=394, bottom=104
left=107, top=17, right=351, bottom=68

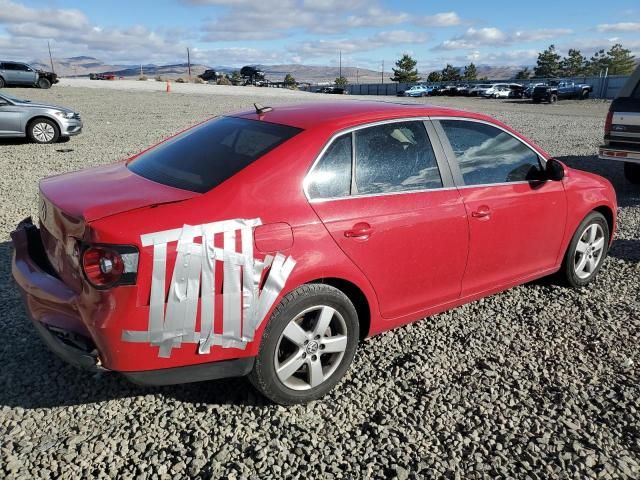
left=12, top=101, right=616, bottom=404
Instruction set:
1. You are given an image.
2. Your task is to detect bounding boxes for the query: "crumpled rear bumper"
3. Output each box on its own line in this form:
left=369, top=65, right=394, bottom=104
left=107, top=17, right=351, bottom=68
left=11, top=217, right=103, bottom=372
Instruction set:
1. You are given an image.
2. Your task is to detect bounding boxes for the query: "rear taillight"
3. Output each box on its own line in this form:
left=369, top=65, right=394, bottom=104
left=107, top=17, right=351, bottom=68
left=82, top=245, right=138, bottom=289
left=604, top=111, right=613, bottom=136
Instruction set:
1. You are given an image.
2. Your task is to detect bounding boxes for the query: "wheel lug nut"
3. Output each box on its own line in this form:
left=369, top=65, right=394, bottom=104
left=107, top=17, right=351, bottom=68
left=315, top=335, right=320, bottom=340
left=311, top=355, right=317, bottom=361
left=320, top=344, right=325, bottom=350
left=304, top=340, right=308, bottom=345
left=302, top=353, right=306, bottom=358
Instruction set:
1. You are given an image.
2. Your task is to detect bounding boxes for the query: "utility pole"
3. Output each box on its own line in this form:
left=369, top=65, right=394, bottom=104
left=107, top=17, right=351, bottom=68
left=356, top=67, right=359, bottom=84
left=140, top=64, right=143, bottom=77
left=47, top=40, right=55, bottom=74
left=381, top=60, right=384, bottom=84
left=339, top=50, right=342, bottom=80
left=187, top=48, right=192, bottom=81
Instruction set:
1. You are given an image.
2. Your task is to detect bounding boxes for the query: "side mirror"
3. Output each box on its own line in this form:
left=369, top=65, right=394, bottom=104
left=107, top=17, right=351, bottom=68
left=545, top=158, right=565, bottom=181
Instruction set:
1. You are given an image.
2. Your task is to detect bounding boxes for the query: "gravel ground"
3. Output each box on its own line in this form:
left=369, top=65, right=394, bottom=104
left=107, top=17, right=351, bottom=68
left=0, top=86, right=638, bottom=479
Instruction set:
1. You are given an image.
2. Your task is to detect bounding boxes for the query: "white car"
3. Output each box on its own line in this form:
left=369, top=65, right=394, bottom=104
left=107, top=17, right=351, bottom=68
left=469, top=84, right=493, bottom=96
left=492, top=86, right=512, bottom=98
left=482, top=83, right=510, bottom=97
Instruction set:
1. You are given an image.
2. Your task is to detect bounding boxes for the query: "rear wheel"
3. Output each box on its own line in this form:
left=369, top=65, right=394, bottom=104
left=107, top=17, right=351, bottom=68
left=0, top=76, right=5, bottom=88
left=624, top=162, right=640, bottom=184
left=580, top=89, right=590, bottom=100
left=28, top=118, right=60, bottom=144
left=560, top=212, right=609, bottom=288
left=249, top=284, right=359, bottom=405
left=37, top=77, right=51, bottom=89
left=549, top=94, right=558, bottom=104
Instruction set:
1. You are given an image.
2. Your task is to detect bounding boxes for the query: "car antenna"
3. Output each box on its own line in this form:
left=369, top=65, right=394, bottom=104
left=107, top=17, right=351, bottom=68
left=254, top=103, right=273, bottom=114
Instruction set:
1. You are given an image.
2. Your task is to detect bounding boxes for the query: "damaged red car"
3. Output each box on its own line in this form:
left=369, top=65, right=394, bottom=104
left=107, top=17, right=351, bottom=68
left=12, top=101, right=616, bottom=404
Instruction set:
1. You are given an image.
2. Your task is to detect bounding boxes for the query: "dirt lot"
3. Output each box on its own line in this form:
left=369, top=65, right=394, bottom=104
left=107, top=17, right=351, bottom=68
left=0, top=86, right=638, bottom=479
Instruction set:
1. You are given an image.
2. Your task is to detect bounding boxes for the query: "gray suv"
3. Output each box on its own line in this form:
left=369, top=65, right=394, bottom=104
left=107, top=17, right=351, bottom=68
left=0, top=92, right=82, bottom=143
left=0, top=61, right=58, bottom=89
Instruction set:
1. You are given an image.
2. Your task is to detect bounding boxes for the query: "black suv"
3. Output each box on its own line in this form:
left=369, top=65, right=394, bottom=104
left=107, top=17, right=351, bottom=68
left=598, top=65, right=640, bottom=184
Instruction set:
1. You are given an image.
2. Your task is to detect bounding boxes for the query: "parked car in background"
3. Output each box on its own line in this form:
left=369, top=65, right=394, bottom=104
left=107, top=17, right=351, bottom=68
left=524, top=83, right=545, bottom=98
left=469, top=84, right=493, bottom=96
left=494, top=86, right=512, bottom=98
left=482, top=83, right=510, bottom=97
left=435, top=85, right=458, bottom=96
left=317, top=86, right=349, bottom=95
left=403, top=85, right=432, bottom=97
left=0, top=92, right=82, bottom=143
left=599, top=64, right=640, bottom=184
left=532, top=79, right=593, bottom=103
left=455, top=84, right=471, bottom=96
left=508, top=84, right=526, bottom=98
left=0, top=61, right=58, bottom=89
left=89, top=73, right=116, bottom=80
left=12, top=101, right=616, bottom=405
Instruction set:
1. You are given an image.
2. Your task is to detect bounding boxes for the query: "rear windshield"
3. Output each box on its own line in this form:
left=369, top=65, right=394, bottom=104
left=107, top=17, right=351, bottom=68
left=128, top=116, right=302, bottom=193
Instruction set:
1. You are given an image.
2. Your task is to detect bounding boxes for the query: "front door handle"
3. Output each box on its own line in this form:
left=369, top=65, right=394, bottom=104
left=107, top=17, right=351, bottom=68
left=471, top=206, right=491, bottom=219
left=344, top=222, right=373, bottom=239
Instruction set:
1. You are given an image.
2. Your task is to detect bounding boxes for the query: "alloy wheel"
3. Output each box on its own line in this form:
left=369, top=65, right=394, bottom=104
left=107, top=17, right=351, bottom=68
left=32, top=122, right=56, bottom=143
left=274, top=305, right=348, bottom=391
left=574, top=223, right=605, bottom=279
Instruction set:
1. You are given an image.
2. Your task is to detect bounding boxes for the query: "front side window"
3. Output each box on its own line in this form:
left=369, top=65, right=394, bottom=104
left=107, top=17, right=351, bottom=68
left=354, top=121, right=442, bottom=195
left=128, top=116, right=301, bottom=193
left=439, top=120, right=544, bottom=185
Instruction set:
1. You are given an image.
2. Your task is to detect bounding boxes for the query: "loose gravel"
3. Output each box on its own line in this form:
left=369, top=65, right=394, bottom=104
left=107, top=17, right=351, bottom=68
left=0, top=86, right=638, bottom=479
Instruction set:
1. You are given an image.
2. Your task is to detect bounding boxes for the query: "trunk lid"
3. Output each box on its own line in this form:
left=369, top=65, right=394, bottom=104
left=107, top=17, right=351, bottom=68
left=38, top=162, right=198, bottom=292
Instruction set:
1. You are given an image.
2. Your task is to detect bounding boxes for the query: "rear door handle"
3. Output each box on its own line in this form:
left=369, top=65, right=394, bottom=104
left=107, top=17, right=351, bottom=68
left=471, top=206, right=491, bottom=219
left=344, top=222, right=373, bottom=239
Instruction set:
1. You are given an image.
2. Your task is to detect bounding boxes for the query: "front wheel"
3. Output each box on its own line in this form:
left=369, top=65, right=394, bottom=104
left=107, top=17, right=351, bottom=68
left=37, top=77, right=51, bottom=89
left=549, top=94, right=558, bottom=104
left=249, top=284, right=359, bottom=405
left=624, top=162, right=640, bottom=184
left=28, top=118, right=60, bottom=144
left=560, top=211, right=609, bottom=288
left=580, top=89, right=590, bottom=100
left=0, top=76, right=5, bottom=88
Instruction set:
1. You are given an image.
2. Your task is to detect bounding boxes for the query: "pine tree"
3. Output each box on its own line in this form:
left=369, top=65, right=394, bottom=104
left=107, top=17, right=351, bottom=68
left=463, top=63, right=478, bottom=81
left=231, top=70, right=242, bottom=85
left=390, top=54, right=420, bottom=82
left=560, top=49, right=587, bottom=76
left=606, top=44, right=636, bottom=75
left=335, top=76, right=348, bottom=87
left=534, top=44, right=561, bottom=77
left=586, top=49, right=609, bottom=75
left=427, top=71, right=442, bottom=82
left=284, top=73, right=296, bottom=86
left=441, top=64, right=461, bottom=81
left=515, top=67, right=531, bottom=79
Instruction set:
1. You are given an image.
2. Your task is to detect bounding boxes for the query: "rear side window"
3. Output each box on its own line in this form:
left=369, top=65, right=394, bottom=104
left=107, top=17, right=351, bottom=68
left=439, top=120, right=544, bottom=185
left=128, top=117, right=301, bottom=193
left=306, top=134, right=352, bottom=199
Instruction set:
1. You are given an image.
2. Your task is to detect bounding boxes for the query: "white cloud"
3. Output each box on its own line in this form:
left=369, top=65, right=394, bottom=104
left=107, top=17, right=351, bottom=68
left=595, top=22, right=640, bottom=33
left=434, top=26, right=573, bottom=50
left=415, top=12, right=461, bottom=27
left=0, top=0, right=88, bottom=30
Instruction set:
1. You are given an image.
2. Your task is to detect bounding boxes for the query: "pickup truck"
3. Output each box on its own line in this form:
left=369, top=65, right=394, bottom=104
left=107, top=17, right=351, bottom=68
left=532, top=79, right=593, bottom=103
left=598, top=64, right=640, bottom=184
left=0, top=61, right=58, bottom=89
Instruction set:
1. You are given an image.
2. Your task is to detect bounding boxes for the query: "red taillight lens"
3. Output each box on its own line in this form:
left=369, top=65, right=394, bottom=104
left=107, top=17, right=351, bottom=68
left=82, top=246, right=125, bottom=288
left=604, top=111, right=613, bottom=135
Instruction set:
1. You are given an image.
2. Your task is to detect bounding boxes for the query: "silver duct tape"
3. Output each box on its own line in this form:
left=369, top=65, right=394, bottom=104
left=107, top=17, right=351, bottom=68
left=124, top=217, right=295, bottom=358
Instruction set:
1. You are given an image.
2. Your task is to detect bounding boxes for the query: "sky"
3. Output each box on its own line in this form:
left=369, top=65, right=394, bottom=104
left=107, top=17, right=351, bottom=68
left=1, top=0, right=639, bottom=71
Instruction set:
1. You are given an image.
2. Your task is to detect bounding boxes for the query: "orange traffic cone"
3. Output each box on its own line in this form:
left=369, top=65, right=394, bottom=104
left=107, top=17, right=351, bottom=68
left=166, top=80, right=171, bottom=93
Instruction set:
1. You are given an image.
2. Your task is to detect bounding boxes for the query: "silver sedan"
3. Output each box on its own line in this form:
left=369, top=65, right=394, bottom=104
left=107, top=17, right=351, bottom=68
left=0, top=92, right=82, bottom=143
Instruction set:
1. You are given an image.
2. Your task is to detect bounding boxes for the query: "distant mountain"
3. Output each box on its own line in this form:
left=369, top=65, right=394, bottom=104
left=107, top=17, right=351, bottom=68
left=28, top=56, right=531, bottom=83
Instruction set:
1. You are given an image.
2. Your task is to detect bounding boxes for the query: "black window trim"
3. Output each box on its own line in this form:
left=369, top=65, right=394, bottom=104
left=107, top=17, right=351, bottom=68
left=303, top=117, right=456, bottom=202
left=431, top=116, right=548, bottom=189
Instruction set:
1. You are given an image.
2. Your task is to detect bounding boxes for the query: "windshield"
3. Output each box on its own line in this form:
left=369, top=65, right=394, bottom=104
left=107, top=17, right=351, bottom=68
left=128, top=116, right=302, bottom=193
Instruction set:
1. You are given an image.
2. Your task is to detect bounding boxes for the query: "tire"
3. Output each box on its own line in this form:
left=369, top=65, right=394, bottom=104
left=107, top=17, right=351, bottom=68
left=0, top=76, right=5, bottom=88
left=37, top=77, right=51, bottom=89
left=28, top=118, right=60, bottom=144
left=560, top=211, right=609, bottom=288
left=249, top=284, right=359, bottom=405
left=580, top=89, right=590, bottom=100
left=624, top=162, right=640, bottom=184
left=549, top=94, right=558, bottom=104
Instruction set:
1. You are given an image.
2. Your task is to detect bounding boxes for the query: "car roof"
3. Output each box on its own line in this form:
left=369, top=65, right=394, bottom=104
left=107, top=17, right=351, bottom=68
left=232, top=101, right=496, bottom=131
